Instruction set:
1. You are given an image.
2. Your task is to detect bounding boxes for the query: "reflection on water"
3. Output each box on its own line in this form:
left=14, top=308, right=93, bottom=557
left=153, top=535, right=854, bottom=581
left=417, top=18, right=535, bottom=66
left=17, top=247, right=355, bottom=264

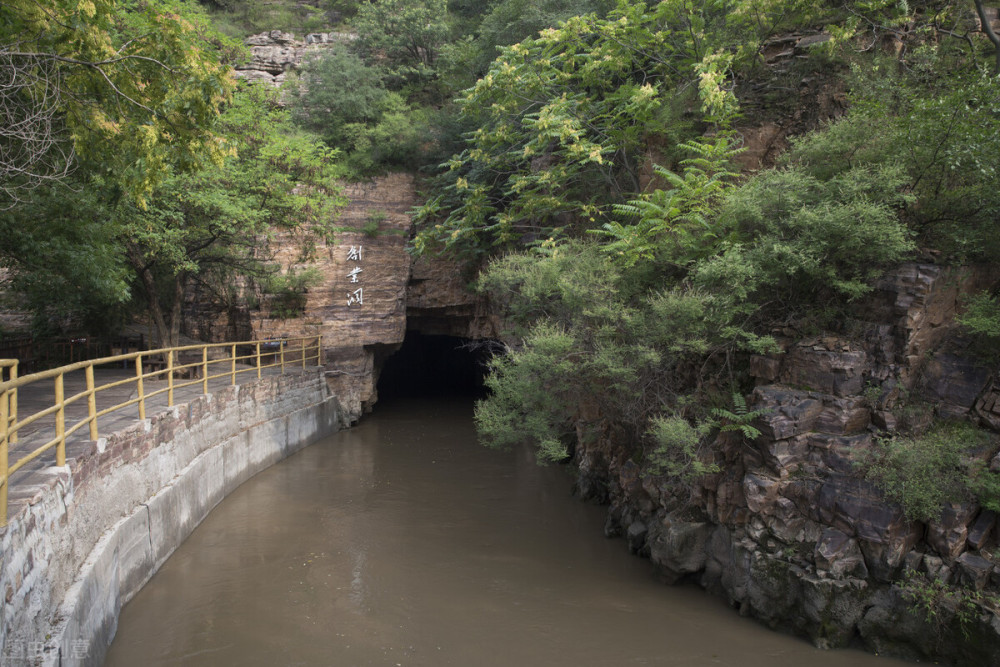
left=104, top=399, right=908, bottom=666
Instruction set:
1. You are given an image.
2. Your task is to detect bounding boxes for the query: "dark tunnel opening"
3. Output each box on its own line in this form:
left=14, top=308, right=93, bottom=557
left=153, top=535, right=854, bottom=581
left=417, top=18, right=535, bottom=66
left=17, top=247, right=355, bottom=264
left=375, top=333, right=496, bottom=401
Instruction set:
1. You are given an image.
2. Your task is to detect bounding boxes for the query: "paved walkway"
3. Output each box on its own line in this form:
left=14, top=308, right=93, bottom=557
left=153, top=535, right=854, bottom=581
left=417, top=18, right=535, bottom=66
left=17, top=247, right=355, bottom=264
left=4, top=362, right=300, bottom=519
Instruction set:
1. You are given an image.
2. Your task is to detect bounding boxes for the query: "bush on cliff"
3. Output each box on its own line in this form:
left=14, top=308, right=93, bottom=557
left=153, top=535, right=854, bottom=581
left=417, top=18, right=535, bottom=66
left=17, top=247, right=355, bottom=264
left=864, top=422, right=995, bottom=522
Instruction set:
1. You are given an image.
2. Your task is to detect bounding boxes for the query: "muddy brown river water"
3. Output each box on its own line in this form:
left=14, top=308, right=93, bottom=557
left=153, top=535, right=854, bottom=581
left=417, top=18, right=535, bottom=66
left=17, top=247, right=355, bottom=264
left=104, top=398, right=909, bottom=666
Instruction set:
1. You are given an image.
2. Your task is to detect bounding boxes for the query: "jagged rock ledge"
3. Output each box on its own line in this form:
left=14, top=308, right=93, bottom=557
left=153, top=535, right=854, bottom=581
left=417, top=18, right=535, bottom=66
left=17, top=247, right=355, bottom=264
left=589, top=263, right=1000, bottom=666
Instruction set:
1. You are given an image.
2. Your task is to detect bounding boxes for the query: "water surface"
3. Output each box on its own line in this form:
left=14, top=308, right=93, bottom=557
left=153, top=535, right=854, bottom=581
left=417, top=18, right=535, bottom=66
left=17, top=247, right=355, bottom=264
left=105, top=399, right=907, bottom=666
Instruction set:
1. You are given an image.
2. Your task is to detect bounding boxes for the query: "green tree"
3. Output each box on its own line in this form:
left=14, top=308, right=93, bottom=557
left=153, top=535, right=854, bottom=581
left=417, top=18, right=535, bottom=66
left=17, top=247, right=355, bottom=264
left=289, top=45, right=424, bottom=174
left=0, top=184, right=132, bottom=336
left=116, top=84, right=346, bottom=349
left=352, top=0, right=451, bottom=88
left=469, top=0, right=613, bottom=74
left=0, top=0, right=234, bottom=207
left=413, top=0, right=790, bottom=257
left=292, top=45, right=390, bottom=146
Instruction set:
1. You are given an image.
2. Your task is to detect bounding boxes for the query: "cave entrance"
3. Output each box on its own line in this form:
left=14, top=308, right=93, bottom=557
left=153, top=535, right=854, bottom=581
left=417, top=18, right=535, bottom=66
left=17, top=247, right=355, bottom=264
left=376, top=333, right=495, bottom=401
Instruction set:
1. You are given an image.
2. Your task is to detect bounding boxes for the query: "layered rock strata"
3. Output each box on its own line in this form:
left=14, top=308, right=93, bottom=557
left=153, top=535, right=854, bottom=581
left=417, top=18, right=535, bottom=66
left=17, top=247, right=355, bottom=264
left=234, top=30, right=355, bottom=86
left=593, top=264, right=1000, bottom=665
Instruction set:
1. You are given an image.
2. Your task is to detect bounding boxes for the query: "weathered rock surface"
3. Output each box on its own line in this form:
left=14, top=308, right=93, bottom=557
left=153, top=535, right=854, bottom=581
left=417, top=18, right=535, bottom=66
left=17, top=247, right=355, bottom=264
left=183, top=171, right=496, bottom=422
left=184, top=173, right=417, bottom=420
left=590, top=262, right=1000, bottom=665
left=234, top=30, right=355, bottom=86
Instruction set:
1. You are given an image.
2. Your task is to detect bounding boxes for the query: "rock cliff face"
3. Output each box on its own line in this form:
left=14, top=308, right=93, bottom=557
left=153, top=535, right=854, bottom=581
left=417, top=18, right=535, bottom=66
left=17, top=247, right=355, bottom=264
left=234, top=30, right=355, bottom=86
left=183, top=172, right=492, bottom=421
left=593, top=263, right=1000, bottom=665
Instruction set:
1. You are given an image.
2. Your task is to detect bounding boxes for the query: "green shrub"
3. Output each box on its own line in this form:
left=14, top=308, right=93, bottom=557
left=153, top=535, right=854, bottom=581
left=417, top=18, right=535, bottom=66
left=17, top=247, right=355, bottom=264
left=262, top=267, right=323, bottom=319
left=290, top=45, right=389, bottom=146
left=693, top=164, right=915, bottom=305
left=645, top=414, right=718, bottom=482
left=958, top=291, right=1000, bottom=362
left=864, top=421, right=992, bottom=522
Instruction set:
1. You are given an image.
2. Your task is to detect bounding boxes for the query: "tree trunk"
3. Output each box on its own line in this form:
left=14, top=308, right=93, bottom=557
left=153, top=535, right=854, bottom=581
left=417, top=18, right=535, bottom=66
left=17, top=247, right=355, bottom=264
left=974, top=0, right=1000, bottom=74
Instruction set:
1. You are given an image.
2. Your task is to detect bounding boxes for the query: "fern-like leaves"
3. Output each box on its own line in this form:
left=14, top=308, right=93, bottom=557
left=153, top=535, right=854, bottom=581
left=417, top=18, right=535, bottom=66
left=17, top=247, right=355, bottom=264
left=710, top=393, right=768, bottom=440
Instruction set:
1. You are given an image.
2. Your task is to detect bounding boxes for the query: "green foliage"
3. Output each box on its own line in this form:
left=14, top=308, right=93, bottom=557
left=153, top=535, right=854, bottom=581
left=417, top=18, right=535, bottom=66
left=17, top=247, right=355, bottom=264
left=413, top=0, right=828, bottom=256
left=0, top=185, right=132, bottom=335
left=956, top=291, right=1000, bottom=362
left=362, top=210, right=387, bottom=237
left=352, top=0, right=451, bottom=89
left=645, top=414, right=719, bottom=482
left=0, top=0, right=235, bottom=207
left=864, top=421, right=992, bottom=522
left=415, top=1, right=710, bottom=255
left=897, top=570, right=986, bottom=642
left=288, top=45, right=428, bottom=174
left=200, top=0, right=334, bottom=37
left=262, top=266, right=323, bottom=319
left=785, top=46, right=1000, bottom=262
left=474, top=324, right=581, bottom=463
left=596, top=74, right=743, bottom=268
left=291, top=45, right=390, bottom=145
left=693, top=164, right=915, bottom=305
left=338, top=95, right=426, bottom=173
left=116, top=84, right=346, bottom=346
left=710, top=393, right=766, bottom=440
left=470, top=0, right=613, bottom=75
left=474, top=239, right=781, bottom=462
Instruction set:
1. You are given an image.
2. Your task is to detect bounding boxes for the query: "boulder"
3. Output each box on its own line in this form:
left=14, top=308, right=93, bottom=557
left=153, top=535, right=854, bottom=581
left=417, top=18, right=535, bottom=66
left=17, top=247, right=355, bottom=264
left=954, top=552, right=993, bottom=590
left=743, top=472, right=780, bottom=514
left=753, top=387, right=826, bottom=440
left=926, top=502, right=978, bottom=562
left=625, top=520, right=649, bottom=555
left=919, top=352, right=992, bottom=418
left=815, top=528, right=868, bottom=579
left=967, top=509, right=996, bottom=550
left=779, top=339, right=868, bottom=397
left=648, top=512, right=714, bottom=583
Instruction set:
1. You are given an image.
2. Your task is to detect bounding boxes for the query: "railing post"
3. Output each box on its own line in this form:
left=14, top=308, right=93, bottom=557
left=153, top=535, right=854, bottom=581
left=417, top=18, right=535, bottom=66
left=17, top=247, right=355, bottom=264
left=1, top=388, right=9, bottom=527
left=280, top=340, right=285, bottom=374
left=202, top=346, right=209, bottom=395
left=317, top=335, right=323, bottom=366
left=167, top=351, right=175, bottom=407
left=9, top=361, right=17, bottom=444
left=256, top=342, right=261, bottom=379
left=55, top=373, right=65, bottom=467
left=231, top=344, right=237, bottom=385
left=135, top=354, right=146, bottom=420
left=86, top=364, right=98, bottom=441
left=301, top=338, right=306, bottom=369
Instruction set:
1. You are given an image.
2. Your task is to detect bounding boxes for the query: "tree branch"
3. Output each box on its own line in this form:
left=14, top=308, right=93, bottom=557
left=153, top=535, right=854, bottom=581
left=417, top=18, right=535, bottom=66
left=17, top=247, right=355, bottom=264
left=974, top=0, right=1000, bottom=74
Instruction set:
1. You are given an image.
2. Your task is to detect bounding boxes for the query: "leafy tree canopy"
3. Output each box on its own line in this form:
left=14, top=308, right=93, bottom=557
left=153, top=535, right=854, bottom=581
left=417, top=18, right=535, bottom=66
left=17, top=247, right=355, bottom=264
left=412, top=0, right=823, bottom=257
left=0, top=0, right=235, bottom=207
left=116, top=83, right=346, bottom=348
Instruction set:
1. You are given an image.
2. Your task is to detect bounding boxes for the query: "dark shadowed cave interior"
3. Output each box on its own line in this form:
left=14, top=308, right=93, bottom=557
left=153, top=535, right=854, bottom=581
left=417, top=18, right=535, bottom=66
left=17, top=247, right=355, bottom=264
left=375, top=333, right=494, bottom=400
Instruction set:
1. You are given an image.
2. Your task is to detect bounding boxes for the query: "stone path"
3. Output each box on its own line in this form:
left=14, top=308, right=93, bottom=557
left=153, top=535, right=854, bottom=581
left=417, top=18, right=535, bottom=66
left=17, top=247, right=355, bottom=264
left=4, top=362, right=294, bottom=516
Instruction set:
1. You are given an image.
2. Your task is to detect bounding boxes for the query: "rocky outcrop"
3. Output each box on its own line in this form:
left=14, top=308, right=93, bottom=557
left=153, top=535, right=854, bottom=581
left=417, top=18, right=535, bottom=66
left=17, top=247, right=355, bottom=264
left=183, top=173, right=418, bottom=421
left=406, top=254, right=500, bottom=340
left=235, top=30, right=355, bottom=86
left=596, top=263, right=1000, bottom=666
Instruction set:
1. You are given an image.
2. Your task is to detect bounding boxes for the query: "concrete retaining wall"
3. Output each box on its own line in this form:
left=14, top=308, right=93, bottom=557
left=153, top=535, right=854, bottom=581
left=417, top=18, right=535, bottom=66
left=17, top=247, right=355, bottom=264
left=0, top=371, right=342, bottom=666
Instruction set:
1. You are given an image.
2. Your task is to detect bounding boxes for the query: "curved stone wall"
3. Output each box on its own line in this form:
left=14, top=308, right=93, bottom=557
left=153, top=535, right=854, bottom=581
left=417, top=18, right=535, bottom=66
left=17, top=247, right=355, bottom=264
left=0, top=371, right=342, bottom=666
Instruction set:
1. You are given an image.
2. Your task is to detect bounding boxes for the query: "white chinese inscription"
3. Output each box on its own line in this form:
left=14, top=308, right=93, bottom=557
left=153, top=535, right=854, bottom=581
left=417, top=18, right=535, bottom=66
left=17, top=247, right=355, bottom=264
left=346, top=245, right=365, bottom=306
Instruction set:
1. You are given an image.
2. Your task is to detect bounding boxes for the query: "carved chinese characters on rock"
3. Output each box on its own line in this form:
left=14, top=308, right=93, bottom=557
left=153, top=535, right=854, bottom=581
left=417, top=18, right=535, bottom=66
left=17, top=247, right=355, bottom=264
left=346, top=245, right=364, bottom=306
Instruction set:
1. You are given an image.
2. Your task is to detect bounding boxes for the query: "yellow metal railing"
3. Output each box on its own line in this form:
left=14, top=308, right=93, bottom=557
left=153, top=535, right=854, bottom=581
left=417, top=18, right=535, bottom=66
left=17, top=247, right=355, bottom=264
left=0, top=336, right=322, bottom=526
